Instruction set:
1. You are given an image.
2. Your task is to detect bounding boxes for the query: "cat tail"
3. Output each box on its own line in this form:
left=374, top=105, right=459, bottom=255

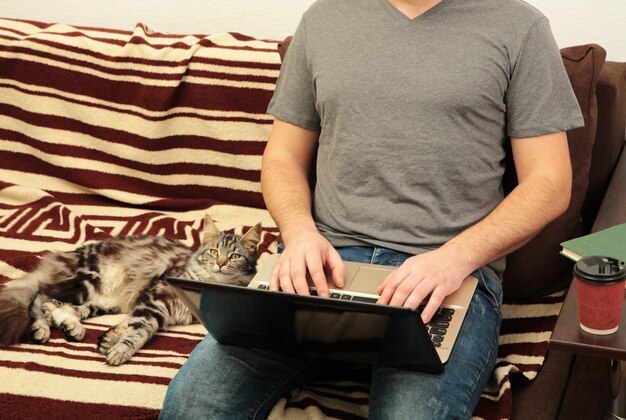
left=0, top=273, right=40, bottom=345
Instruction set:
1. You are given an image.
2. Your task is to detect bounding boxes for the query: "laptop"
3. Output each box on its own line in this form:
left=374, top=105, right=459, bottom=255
left=166, top=253, right=477, bottom=374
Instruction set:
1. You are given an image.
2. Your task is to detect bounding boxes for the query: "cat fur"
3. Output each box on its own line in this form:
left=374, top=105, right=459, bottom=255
left=0, top=216, right=261, bottom=365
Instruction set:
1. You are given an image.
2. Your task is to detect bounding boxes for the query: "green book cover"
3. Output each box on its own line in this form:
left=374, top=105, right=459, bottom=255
left=560, top=223, right=626, bottom=262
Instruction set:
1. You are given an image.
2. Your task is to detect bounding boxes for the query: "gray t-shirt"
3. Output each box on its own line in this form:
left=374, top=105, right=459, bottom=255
left=267, top=0, right=584, bottom=276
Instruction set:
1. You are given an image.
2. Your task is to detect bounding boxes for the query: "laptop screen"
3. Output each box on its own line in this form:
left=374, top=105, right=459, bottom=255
left=197, top=281, right=444, bottom=373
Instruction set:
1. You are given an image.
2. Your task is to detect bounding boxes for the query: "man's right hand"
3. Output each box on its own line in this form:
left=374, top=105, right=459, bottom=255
left=269, top=229, right=345, bottom=297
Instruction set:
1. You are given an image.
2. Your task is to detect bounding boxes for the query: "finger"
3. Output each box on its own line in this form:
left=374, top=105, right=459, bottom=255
left=388, top=278, right=417, bottom=307
left=278, top=259, right=295, bottom=294
left=376, top=266, right=406, bottom=296
left=327, top=249, right=345, bottom=288
left=402, top=283, right=430, bottom=311
left=377, top=269, right=408, bottom=305
left=420, top=287, right=446, bottom=324
left=290, top=258, right=310, bottom=295
left=269, top=261, right=281, bottom=291
left=306, top=253, right=329, bottom=297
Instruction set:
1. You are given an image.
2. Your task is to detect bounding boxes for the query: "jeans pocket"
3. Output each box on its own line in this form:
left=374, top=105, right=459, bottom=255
left=474, top=268, right=503, bottom=312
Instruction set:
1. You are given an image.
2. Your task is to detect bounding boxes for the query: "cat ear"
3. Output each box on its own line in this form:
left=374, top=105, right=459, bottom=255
left=241, top=223, right=262, bottom=252
left=202, top=214, right=220, bottom=244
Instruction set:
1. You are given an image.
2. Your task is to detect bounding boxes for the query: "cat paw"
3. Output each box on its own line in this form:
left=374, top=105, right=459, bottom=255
left=41, top=299, right=62, bottom=315
left=29, top=321, right=50, bottom=344
left=97, top=320, right=128, bottom=355
left=75, top=305, right=91, bottom=320
left=60, top=320, right=86, bottom=342
left=97, top=330, right=119, bottom=355
left=105, top=343, right=134, bottom=366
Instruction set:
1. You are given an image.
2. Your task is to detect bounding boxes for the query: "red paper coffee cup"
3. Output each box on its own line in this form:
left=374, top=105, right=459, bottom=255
left=574, top=256, right=626, bottom=335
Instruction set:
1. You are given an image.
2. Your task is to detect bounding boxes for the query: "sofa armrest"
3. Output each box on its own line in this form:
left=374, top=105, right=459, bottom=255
left=592, top=143, right=626, bottom=233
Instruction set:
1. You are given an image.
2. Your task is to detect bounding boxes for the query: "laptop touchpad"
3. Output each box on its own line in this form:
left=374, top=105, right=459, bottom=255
left=349, top=267, right=391, bottom=293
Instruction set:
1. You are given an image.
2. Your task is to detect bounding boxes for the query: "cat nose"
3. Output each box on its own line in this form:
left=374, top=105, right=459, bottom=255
left=217, top=257, right=227, bottom=267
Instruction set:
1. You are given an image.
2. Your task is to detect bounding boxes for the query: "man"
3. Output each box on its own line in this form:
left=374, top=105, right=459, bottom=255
left=161, top=0, right=583, bottom=418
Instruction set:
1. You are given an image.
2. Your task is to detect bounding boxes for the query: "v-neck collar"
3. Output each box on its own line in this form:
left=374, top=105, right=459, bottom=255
left=377, top=0, right=450, bottom=24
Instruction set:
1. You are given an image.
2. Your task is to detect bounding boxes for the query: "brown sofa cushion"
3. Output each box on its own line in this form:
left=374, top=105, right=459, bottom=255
left=276, top=37, right=608, bottom=298
left=582, top=61, right=626, bottom=230
left=503, top=44, right=606, bottom=298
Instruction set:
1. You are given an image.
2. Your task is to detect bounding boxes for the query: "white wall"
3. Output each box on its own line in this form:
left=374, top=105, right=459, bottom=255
left=2, top=0, right=625, bottom=61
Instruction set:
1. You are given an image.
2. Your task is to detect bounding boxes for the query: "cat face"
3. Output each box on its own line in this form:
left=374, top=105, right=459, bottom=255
left=196, top=234, right=256, bottom=282
left=193, top=217, right=262, bottom=286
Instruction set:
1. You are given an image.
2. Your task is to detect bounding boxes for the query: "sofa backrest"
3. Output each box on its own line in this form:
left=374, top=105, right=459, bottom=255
left=0, top=18, right=280, bottom=210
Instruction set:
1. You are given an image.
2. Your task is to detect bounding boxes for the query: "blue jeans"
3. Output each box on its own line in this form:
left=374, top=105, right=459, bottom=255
left=160, top=246, right=503, bottom=420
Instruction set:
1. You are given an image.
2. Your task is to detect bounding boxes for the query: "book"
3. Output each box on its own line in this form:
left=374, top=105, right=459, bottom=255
left=560, top=223, right=626, bottom=263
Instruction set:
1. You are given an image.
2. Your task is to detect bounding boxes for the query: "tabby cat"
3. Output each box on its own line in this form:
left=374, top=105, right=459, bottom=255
left=0, top=216, right=261, bottom=365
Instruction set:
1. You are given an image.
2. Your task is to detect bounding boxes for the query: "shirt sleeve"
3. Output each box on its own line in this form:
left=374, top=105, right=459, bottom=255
left=505, top=17, right=584, bottom=138
left=267, top=17, right=321, bottom=131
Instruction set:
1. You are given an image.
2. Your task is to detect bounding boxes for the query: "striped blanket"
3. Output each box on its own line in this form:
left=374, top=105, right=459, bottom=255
left=0, top=18, right=562, bottom=419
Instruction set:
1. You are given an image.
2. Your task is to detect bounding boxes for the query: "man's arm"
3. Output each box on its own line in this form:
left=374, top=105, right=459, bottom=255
left=261, top=119, right=345, bottom=297
left=377, top=131, right=572, bottom=322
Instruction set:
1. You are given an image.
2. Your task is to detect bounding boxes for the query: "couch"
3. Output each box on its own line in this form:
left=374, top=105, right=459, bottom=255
left=0, top=17, right=624, bottom=419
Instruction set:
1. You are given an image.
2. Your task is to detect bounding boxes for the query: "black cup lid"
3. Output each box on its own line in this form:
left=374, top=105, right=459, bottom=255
left=574, top=256, right=626, bottom=285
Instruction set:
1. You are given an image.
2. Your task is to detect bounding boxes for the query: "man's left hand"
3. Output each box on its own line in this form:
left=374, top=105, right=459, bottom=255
left=376, top=248, right=471, bottom=323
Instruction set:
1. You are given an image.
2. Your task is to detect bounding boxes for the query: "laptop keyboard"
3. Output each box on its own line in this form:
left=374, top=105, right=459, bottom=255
left=256, top=284, right=455, bottom=347
left=421, top=306, right=455, bottom=347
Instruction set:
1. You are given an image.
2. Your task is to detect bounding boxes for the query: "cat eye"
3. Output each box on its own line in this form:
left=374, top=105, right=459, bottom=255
left=209, top=249, right=219, bottom=257
left=229, top=253, right=241, bottom=260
